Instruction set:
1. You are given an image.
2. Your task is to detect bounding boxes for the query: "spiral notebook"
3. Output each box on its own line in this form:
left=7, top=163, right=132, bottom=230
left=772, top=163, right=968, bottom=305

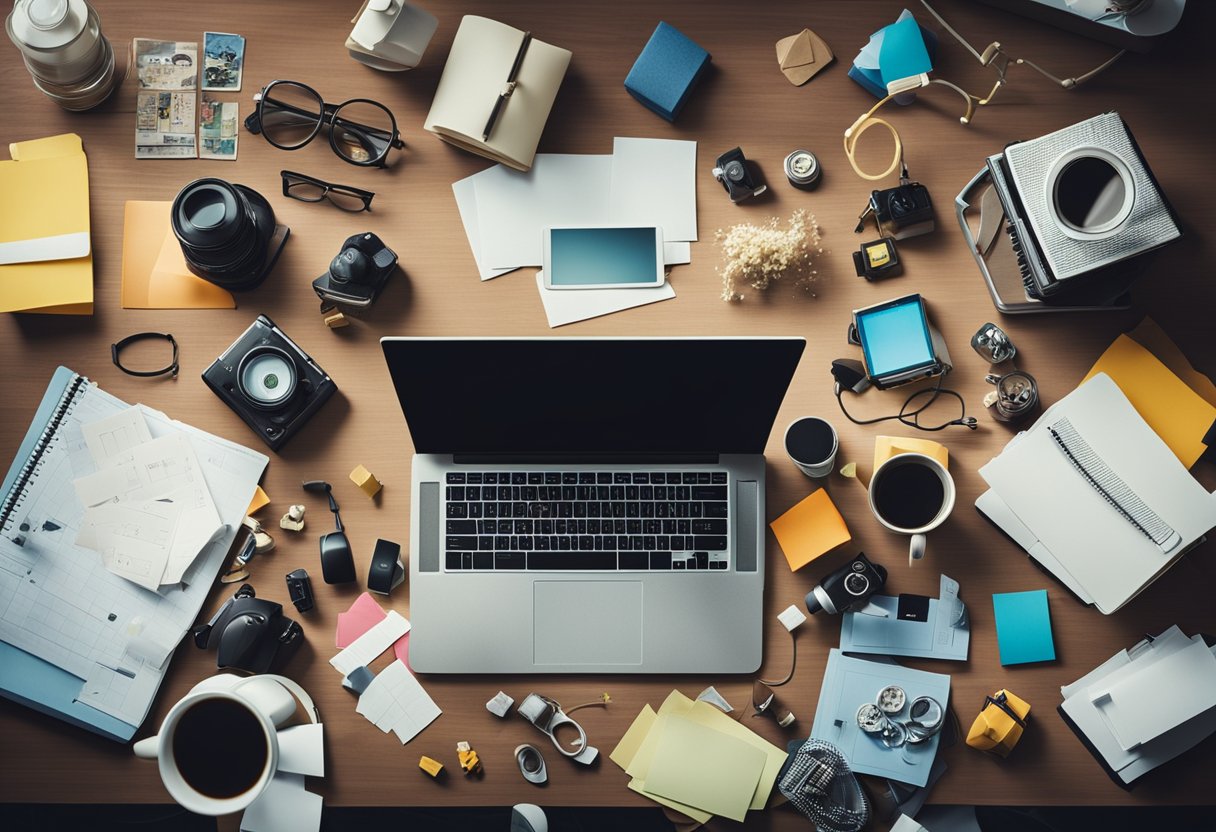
left=0, top=367, right=267, bottom=740
left=978, top=373, right=1216, bottom=614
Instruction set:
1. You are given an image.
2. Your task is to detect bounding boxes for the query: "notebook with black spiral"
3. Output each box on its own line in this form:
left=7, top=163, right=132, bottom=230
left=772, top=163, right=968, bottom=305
left=976, top=372, right=1216, bottom=615
left=0, top=366, right=267, bottom=739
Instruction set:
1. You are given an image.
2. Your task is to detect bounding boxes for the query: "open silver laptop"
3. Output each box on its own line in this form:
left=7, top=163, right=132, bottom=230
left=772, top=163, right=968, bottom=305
left=381, top=337, right=805, bottom=673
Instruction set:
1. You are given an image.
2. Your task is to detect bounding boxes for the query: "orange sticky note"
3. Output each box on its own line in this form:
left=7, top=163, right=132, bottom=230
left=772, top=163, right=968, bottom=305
left=769, top=489, right=851, bottom=572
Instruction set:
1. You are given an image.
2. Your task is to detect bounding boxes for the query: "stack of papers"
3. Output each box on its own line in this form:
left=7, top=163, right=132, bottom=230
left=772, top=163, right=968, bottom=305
left=611, top=690, right=786, bottom=823
left=452, top=137, right=697, bottom=326
left=1059, top=626, right=1216, bottom=786
left=0, top=133, right=93, bottom=314
left=72, top=408, right=224, bottom=590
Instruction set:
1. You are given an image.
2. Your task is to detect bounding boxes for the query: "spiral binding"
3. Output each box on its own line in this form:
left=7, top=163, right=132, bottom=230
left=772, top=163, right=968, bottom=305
left=0, top=374, right=89, bottom=533
left=1047, top=417, right=1175, bottom=548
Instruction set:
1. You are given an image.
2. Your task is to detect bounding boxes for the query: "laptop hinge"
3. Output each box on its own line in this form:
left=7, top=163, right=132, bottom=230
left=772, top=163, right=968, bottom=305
left=452, top=453, right=719, bottom=465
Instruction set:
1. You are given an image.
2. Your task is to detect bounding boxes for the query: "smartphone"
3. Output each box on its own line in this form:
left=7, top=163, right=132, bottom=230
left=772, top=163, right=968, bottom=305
left=542, top=226, right=665, bottom=290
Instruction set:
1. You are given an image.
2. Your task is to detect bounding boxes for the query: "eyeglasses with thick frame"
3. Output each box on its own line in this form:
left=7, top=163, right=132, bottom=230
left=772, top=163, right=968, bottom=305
left=244, top=80, right=405, bottom=167
left=281, top=170, right=375, bottom=212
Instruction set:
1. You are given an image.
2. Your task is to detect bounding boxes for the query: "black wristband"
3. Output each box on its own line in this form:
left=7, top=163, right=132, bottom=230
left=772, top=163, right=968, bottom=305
left=111, top=332, right=179, bottom=378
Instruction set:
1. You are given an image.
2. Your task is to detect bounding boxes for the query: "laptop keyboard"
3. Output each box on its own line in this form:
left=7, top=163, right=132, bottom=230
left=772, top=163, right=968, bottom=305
left=443, top=471, right=730, bottom=572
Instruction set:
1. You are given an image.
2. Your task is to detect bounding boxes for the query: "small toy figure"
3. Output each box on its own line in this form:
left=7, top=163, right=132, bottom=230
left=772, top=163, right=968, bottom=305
left=350, top=464, right=383, bottom=498
left=280, top=504, right=307, bottom=531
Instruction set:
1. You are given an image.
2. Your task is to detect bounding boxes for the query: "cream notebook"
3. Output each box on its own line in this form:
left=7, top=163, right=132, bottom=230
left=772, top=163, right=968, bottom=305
left=424, top=16, right=571, bottom=171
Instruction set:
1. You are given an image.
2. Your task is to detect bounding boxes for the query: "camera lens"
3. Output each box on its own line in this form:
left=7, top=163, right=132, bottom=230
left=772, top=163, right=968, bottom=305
left=889, top=190, right=915, bottom=217
left=238, top=347, right=298, bottom=409
left=724, top=160, right=746, bottom=183
left=843, top=572, right=870, bottom=596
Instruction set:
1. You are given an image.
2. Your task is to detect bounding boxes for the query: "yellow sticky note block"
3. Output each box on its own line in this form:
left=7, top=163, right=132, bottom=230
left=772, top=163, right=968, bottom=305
left=246, top=485, right=270, bottom=516
left=769, top=489, right=851, bottom=572
left=418, top=756, right=445, bottom=778
left=873, top=435, right=948, bottom=472
left=350, top=464, right=383, bottom=498
left=1083, top=334, right=1216, bottom=468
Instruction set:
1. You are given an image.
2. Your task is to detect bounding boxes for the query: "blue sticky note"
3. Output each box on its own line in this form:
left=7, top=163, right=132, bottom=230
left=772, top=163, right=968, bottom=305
left=992, top=590, right=1056, bottom=666
left=878, top=16, right=933, bottom=87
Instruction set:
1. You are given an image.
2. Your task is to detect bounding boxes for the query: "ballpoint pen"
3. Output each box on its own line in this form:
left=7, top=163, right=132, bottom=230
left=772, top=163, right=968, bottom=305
left=482, top=31, right=533, bottom=141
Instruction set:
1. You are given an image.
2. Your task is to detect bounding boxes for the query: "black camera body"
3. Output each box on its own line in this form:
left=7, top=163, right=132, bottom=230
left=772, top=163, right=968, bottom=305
left=192, top=584, right=302, bottom=674
left=202, top=315, right=337, bottom=451
left=313, top=232, right=398, bottom=308
left=805, top=553, right=888, bottom=615
left=712, top=147, right=768, bottom=203
left=860, top=181, right=935, bottom=240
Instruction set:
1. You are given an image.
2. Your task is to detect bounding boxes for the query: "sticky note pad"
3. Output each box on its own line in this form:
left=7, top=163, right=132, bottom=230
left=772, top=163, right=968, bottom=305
left=992, top=590, right=1056, bottom=666
left=769, top=488, right=851, bottom=571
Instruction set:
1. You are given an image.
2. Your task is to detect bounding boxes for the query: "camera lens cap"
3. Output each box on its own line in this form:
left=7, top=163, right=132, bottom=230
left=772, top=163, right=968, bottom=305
left=724, top=160, right=746, bottom=182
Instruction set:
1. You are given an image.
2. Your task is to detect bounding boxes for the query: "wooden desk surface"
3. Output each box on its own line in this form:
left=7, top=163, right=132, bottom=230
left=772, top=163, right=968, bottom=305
left=4, top=0, right=1216, bottom=820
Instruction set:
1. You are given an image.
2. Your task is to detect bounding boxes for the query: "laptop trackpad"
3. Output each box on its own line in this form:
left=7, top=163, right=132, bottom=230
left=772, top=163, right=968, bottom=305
left=534, top=581, right=643, bottom=666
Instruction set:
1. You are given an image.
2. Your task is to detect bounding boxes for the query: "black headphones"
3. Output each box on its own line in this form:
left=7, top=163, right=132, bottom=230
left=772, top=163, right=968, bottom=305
left=832, top=359, right=978, bottom=433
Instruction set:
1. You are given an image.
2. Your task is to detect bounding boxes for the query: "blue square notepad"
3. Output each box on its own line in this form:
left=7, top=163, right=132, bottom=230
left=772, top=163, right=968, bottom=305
left=624, top=22, right=711, bottom=122
left=992, top=590, right=1056, bottom=666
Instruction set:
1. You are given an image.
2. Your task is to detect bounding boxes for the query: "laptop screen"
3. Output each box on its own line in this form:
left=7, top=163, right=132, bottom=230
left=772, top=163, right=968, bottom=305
left=381, top=337, right=805, bottom=455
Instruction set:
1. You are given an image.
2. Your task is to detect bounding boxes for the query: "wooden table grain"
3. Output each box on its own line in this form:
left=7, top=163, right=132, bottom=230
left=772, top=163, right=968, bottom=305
left=3, top=0, right=1215, bottom=822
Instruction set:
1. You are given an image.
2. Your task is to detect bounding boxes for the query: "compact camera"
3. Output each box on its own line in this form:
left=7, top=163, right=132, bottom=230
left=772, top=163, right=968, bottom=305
left=856, top=181, right=935, bottom=240
left=712, top=147, right=768, bottom=203
left=202, top=315, right=337, bottom=451
left=805, top=553, right=888, bottom=615
left=313, top=232, right=399, bottom=308
left=192, top=584, right=302, bottom=674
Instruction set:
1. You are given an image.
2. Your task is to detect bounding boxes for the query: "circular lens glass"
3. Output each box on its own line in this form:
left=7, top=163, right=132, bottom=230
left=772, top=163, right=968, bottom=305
left=285, top=178, right=327, bottom=202
left=239, top=349, right=297, bottom=406
left=1053, top=155, right=1129, bottom=233
left=331, top=100, right=395, bottom=165
left=260, top=82, right=323, bottom=149
left=843, top=572, right=870, bottom=596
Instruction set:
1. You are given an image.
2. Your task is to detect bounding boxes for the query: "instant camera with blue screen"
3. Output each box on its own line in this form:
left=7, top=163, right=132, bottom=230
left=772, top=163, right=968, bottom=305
left=849, top=294, right=951, bottom=390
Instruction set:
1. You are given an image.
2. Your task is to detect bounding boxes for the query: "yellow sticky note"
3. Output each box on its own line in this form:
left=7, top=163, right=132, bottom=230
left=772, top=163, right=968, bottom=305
left=1084, top=334, right=1216, bottom=468
left=641, top=714, right=767, bottom=822
left=684, top=701, right=786, bottom=810
left=610, top=704, right=657, bottom=770
left=246, top=486, right=270, bottom=516
left=769, top=489, right=851, bottom=571
left=873, top=435, right=948, bottom=472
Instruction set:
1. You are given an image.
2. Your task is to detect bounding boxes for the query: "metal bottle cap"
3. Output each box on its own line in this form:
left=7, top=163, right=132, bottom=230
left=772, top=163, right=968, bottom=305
left=784, top=149, right=822, bottom=190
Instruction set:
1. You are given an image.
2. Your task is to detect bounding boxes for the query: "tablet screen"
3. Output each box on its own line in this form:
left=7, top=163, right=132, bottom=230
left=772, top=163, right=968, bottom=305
left=856, top=297, right=934, bottom=379
left=548, top=227, right=660, bottom=287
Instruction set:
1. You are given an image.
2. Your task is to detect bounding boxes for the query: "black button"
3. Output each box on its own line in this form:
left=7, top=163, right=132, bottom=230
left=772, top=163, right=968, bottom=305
left=650, top=552, right=673, bottom=569
left=694, top=536, right=728, bottom=551
left=445, top=552, right=463, bottom=569
left=446, top=473, right=466, bottom=484
left=447, top=520, right=476, bottom=534
left=495, top=551, right=525, bottom=569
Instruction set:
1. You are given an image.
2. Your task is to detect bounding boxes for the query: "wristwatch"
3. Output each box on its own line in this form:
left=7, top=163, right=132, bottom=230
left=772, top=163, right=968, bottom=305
left=517, top=693, right=598, bottom=765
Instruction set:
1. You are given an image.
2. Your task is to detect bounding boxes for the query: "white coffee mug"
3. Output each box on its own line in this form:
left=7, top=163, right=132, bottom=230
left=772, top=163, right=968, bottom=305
left=133, top=674, right=296, bottom=816
left=867, top=452, right=956, bottom=565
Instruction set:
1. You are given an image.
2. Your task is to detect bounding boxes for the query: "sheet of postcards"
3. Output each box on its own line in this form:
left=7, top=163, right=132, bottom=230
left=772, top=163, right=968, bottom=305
left=134, top=38, right=198, bottom=159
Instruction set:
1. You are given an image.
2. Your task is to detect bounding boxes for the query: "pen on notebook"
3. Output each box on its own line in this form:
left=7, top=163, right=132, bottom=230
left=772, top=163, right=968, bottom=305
left=482, top=31, right=533, bottom=142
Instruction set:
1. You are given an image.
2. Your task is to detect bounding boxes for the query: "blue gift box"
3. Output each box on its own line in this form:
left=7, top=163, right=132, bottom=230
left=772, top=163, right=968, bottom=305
left=624, top=22, right=711, bottom=122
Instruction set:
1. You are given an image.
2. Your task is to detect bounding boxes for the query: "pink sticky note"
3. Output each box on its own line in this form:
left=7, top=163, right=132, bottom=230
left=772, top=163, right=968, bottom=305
left=393, top=631, right=410, bottom=667
left=335, top=592, right=386, bottom=648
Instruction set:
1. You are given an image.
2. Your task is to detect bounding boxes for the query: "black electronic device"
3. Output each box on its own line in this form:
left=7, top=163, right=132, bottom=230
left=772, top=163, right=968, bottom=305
left=286, top=568, right=315, bottom=613
left=711, top=147, right=768, bottom=203
left=805, top=553, right=888, bottom=615
left=312, top=232, right=399, bottom=309
left=367, top=538, right=404, bottom=595
left=853, top=237, right=902, bottom=281
left=202, top=315, right=337, bottom=451
left=303, top=480, right=356, bottom=584
left=171, top=178, right=289, bottom=291
left=856, top=175, right=935, bottom=240
left=192, top=584, right=302, bottom=673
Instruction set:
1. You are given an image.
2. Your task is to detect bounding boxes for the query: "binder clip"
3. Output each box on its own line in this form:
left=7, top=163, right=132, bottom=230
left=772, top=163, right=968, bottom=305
left=966, top=689, right=1030, bottom=757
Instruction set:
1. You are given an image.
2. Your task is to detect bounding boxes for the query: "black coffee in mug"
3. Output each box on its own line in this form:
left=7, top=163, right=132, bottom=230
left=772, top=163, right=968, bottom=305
left=872, top=461, right=946, bottom=530
left=172, top=698, right=269, bottom=799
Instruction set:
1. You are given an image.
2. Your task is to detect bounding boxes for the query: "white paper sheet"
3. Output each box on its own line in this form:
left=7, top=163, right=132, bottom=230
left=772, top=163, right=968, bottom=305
left=355, top=659, right=441, bottom=744
left=452, top=173, right=516, bottom=281
left=240, top=772, right=322, bottom=832
left=277, top=723, right=325, bottom=777
left=609, top=137, right=697, bottom=242
left=536, top=271, right=675, bottom=327
left=78, top=500, right=182, bottom=591
left=476, top=154, right=614, bottom=268
left=329, top=610, right=411, bottom=677
left=663, top=242, right=691, bottom=265
left=82, top=407, right=153, bottom=467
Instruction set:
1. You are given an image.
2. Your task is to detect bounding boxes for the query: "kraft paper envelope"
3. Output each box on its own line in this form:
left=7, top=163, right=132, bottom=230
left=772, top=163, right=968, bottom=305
left=0, top=134, right=93, bottom=314
left=1083, top=332, right=1216, bottom=468
left=770, top=488, right=851, bottom=571
left=121, top=200, right=235, bottom=309
left=775, top=28, right=835, bottom=86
